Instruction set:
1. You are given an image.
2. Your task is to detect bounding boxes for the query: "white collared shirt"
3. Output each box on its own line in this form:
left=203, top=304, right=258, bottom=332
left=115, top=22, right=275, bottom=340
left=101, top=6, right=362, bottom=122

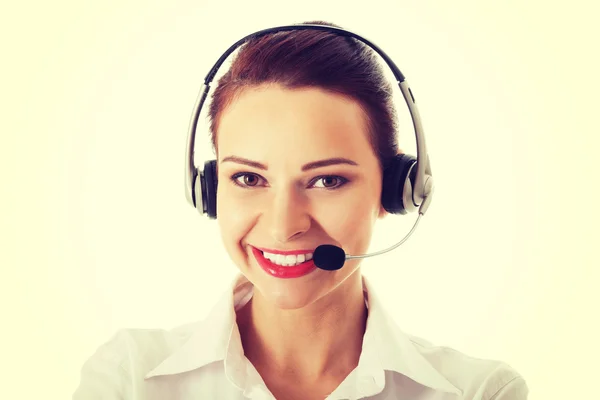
left=73, top=274, right=528, bottom=399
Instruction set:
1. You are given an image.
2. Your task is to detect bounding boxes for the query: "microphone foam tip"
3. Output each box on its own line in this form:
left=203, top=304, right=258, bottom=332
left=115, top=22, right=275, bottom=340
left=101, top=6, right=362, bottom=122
left=313, top=244, right=346, bottom=271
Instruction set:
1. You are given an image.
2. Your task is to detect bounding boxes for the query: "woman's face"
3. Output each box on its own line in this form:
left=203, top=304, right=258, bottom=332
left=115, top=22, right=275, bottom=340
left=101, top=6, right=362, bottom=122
left=216, top=83, right=385, bottom=310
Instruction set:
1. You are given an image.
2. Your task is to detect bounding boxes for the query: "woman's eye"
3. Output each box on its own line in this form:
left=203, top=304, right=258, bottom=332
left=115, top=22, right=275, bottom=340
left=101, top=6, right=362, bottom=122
left=229, top=173, right=348, bottom=190
left=311, top=176, right=348, bottom=189
left=231, top=173, right=263, bottom=187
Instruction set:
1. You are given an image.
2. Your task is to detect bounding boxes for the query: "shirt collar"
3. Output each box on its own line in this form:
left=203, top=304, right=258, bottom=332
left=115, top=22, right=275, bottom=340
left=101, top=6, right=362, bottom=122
left=145, top=273, right=461, bottom=395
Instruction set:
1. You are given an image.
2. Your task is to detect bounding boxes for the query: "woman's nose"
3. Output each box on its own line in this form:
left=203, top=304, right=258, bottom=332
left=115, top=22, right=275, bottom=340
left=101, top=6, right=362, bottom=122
left=266, top=186, right=311, bottom=244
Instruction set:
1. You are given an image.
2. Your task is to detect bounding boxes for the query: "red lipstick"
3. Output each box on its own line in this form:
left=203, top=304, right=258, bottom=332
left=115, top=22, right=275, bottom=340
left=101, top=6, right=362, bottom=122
left=251, top=247, right=317, bottom=279
left=254, top=247, right=314, bottom=255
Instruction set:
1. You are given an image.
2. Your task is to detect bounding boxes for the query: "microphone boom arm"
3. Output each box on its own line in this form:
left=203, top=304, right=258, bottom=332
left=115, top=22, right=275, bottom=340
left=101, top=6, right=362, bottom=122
left=345, top=213, right=422, bottom=260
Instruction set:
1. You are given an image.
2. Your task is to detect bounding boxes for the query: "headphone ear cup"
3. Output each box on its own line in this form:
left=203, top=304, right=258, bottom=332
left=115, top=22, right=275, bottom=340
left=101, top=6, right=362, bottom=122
left=381, top=154, right=417, bottom=215
left=203, top=160, right=218, bottom=219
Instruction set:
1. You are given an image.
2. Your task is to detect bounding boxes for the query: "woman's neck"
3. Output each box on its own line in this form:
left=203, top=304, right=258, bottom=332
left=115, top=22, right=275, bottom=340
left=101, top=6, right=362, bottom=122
left=236, top=271, right=368, bottom=385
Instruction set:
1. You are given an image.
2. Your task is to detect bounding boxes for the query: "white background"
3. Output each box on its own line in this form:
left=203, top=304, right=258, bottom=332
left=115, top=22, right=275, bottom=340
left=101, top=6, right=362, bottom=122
left=2, top=1, right=598, bottom=399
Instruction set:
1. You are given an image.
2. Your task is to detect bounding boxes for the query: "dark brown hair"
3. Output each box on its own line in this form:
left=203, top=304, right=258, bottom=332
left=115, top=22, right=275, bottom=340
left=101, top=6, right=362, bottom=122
left=207, top=20, right=400, bottom=172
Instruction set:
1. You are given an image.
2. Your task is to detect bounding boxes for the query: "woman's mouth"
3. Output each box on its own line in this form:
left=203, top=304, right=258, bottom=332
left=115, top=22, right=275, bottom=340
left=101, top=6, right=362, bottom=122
left=251, top=247, right=317, bottom=279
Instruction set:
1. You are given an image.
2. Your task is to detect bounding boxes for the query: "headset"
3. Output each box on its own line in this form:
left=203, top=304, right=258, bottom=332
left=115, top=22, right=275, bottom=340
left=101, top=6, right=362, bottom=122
left=183, top=23, right=435, bottom=271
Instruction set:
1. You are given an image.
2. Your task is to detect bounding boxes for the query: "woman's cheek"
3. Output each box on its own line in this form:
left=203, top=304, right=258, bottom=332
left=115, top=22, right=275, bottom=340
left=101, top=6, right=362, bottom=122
left=218, top=195, right=258, bottom=231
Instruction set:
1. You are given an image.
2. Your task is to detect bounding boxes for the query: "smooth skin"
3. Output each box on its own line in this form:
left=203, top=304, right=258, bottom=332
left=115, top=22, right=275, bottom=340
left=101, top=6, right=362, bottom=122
left=215, top=83, right=388, bottom=398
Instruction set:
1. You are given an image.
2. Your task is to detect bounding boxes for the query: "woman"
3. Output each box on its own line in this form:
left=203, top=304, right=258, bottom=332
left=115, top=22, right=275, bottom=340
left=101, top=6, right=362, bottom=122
left=73, top=21, right=528, bottom=399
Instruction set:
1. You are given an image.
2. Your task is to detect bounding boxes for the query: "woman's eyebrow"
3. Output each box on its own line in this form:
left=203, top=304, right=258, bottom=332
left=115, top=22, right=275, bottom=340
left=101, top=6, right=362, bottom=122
left=220, top=156, right=359, bottom=171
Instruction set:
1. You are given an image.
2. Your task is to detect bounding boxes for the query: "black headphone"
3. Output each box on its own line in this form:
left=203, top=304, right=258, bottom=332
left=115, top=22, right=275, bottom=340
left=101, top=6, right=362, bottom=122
left=184, top=24, right=434, bottom=220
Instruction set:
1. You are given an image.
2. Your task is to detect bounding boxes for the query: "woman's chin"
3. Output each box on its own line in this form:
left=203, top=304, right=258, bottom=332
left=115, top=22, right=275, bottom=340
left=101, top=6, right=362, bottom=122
left=249, top=275, right=327, bottom=310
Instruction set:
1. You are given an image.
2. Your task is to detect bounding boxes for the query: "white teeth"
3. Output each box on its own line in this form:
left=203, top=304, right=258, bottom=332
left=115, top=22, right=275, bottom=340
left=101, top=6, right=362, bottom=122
left=262, top=251, right=313, bottom=266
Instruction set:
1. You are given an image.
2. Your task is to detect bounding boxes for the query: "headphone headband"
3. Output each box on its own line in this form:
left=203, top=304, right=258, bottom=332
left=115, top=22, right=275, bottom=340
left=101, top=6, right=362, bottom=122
left=185, top=24, right=434, bottom=216
left=203, top=24, right=406, bottom=84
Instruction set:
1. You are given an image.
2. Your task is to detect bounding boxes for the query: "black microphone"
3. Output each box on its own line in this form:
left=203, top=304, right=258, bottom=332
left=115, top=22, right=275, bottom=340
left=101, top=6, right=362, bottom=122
left=313, top=214, right=423, bottom=271
left=313, top=245, right=346, bottom=271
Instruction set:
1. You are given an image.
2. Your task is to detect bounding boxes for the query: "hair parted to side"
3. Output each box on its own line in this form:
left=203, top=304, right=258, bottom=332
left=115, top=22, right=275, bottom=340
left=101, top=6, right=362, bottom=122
left=207, top=20, right=400, bottom=172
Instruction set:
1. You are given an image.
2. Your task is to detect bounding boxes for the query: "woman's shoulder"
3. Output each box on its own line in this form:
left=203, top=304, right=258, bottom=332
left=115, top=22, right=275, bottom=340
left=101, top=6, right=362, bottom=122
left=405, top=334, right=528, bottom=399
left=72, top=321, right=202, bottom=399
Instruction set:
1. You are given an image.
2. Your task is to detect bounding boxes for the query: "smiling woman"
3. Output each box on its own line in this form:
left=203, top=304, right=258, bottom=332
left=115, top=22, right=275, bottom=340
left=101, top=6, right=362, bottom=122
left=215, top=81, right=384, bottom=298
left=73, top=21, right=529, bottom=400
